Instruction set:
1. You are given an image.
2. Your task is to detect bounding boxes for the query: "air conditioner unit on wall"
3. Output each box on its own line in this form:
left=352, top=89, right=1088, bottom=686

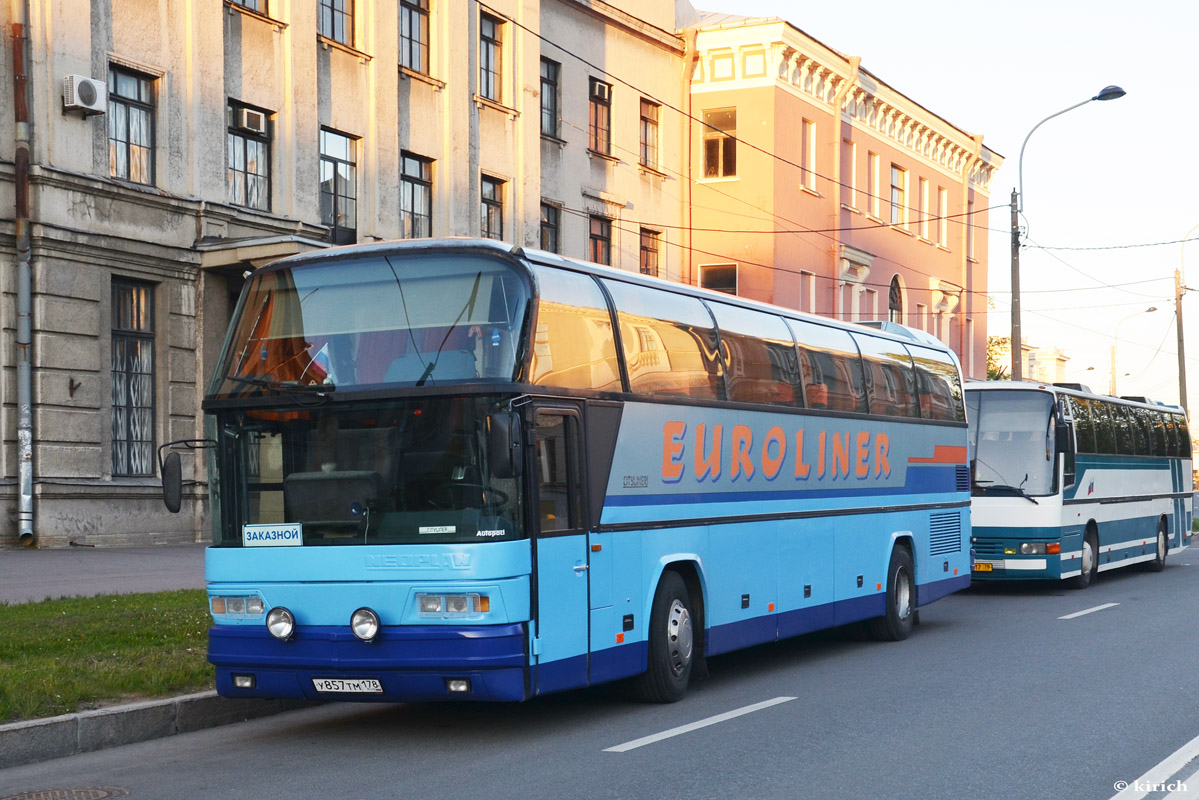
left=63, top=75, right=107, bottom=115
left=239, top=108, right=267, bottom=134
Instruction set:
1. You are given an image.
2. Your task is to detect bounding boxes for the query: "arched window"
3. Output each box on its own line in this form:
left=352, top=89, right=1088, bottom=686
left=888, top=275, right=903, bottom=323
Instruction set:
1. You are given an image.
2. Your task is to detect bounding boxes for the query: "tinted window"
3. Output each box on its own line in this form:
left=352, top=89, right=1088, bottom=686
left=855, top=334, right=919, bottom=418
left=1111, top=404, right=1136, bottom=455
left=1091, top=401, right=1116, bottom=454
left=788, top=319, right=866, bottom=413
left=1066, top=395, right=1095, bottom=453
left=708, top=302, right=800, bottom=406
left=604, top=280, right=723, bottom=399
left=528, top=266, right=621, bottom=392
left=907, top=344, right=964, bottom=421
left=1178, top=415, right=1192, bottom=457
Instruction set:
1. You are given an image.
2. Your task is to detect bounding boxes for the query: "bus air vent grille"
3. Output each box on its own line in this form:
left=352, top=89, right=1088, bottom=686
left=929, top=512, right=962, bottom=555
left=955, top=465, right=970, bottom=492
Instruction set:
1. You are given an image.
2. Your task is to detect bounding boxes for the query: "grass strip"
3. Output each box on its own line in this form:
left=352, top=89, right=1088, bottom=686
left=0, top=589, right=212, bottom=724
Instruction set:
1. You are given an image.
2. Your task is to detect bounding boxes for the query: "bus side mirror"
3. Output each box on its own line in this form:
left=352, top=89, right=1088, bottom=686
left=488, top=412, right=523, bottom=479
left=162, top=451, right=182, bottom=513
left=1055, top=422, right=1073, bottom=454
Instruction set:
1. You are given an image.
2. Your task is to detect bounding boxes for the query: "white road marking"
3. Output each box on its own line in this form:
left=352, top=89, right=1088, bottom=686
left=604, top=696, right=796, bottom=753
left=1058, top=602, right=1119, bottom=620
left=1109, top=731, right=1199, bottom=800
left=1164, top=764, right=1199, bottom=798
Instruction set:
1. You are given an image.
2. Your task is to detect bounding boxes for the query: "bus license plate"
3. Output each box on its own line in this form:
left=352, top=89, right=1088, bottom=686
left=972, top=562, right=994, bottom=573
left=312, top=678, right=383, bottom=694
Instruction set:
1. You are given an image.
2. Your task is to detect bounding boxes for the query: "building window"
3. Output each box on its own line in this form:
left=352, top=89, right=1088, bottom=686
left=319, top=128, right=357, bottom=244
left=867, top=152, right=880, bottom=217
left=701, top=264, right=737, bottom=294
left=843, top=139, right=857, bottom=208
left=479, top=13, right=502, bottom=102
left=400, top=152, right=432, bottom=238
left=540, top=203, right=560, bottom=253
left=231, top=0, right=264, bottom=11
left=938, top=187, right=949, bottom=247
left=890, top=164, right=908, bottom=226
left=227, top=102, right=271, bottom=211
left=639, top=228, right=661, bottom=276
left=540, top=59, right=559, bottom=138
left=588, top=79, right=612, bottom=155
left=702, top=108, right=736, bottom=178
left=108, top=67, right=155, bottom=185
left=589, top=216, right=611, bottom=265
left=801, top=119, right=816, bottom=190
left=640, top=99, right=660, bottom=169
left=318, top=0, right=353, bottom=46
left=482, top=176, right=504, bottom=240
left=889, top=275, right=903, bottom=323
left=111, top=280, right=155, bottom=477
left=400, top=0, right=429, bottom=74
left=919, top=178, right=929, bottom=239
left=967, top=197, right=976, bottom=258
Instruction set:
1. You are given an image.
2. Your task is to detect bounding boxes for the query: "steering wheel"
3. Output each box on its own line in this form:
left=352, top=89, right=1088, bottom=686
left=427, top=482, right=509, bottom=511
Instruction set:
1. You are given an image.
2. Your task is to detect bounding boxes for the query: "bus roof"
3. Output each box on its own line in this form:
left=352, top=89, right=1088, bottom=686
left=964, top=379, right=1185, bottom=414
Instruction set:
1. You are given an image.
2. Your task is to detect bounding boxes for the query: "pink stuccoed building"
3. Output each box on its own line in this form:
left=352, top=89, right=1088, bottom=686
left=686, top=12, right=1002, bottom=379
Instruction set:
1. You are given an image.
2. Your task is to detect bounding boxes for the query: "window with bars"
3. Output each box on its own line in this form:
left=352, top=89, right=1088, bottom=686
left=482, top=176, right=504, bottom=239
left=227, top=102, right=271, bottom=211
left=639, top=99, right=659, bottom=168
left=479, top=13, right=502, bottom=102
left=639, top=228, right=660, bottom=276
left=541, top=59, right=560, bottom=138
left=319, top=128, right=358, bottom=244
left=111, top=280, right=155, bottom=477
left=400, top=0, right=429, bottom=74
left=540, top=203, right=560, bottom=253
left=588, top=79, right=612, bottom=155
left=108, top=67, right=155, bottom=185
left=400, top=152, right=432, bottom=238
left=318, top=0, right=353, bottom=46
left=589, top=216, right=611, bottom=265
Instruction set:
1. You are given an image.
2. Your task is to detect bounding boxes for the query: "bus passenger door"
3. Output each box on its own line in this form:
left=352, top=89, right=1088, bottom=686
left=531, top=407, right=590, bottom=694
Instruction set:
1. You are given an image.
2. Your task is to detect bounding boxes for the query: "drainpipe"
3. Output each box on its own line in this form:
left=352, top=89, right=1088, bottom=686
left=11, top=0, right=35, bottom=545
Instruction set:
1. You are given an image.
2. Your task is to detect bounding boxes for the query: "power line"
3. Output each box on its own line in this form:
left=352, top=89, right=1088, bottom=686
left=1029, top=235, right=1199, bottom=252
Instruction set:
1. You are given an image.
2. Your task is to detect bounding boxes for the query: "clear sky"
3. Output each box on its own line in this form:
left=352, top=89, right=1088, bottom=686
left=693, top=0, right=1199, bottom=408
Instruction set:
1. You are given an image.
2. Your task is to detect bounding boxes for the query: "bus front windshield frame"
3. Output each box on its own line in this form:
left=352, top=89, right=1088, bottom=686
left=212, top=396, right=525, bottom=547
left=210, top=252, right=531, bottom=399
left=967, top=390, right=1057, bottom=498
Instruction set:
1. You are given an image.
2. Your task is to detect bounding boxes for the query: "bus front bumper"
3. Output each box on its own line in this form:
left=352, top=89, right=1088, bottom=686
left=208, top=622, right=529, bottom=702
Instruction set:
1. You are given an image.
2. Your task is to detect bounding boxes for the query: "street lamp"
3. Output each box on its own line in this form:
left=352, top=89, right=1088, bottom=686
left=1010, top=85, right=1126, bottom=382
left=1110, top=306, right=1157, bottom=396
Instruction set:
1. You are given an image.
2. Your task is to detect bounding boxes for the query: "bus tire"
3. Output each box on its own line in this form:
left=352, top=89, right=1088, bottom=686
left=1070, top=529, right=1098, bottom=589
left=868, top=545, right=915, bottom=642
left=633, top=571, right=695, bottom=703
left=1146, top=518, right=1168, bottom=572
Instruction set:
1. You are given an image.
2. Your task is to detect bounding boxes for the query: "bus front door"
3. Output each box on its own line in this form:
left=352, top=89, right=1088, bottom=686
left=531, top=406, right=590, bottom=694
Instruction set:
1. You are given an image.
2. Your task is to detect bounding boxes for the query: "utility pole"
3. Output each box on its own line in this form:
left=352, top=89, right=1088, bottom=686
left=1010, top=189, right=1022, bottom=381
left=1177, top=269, right=1188, bottom=413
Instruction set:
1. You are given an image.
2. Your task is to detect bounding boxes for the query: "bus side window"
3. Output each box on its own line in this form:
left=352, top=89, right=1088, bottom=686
left=534, top=411, right=582, bottom=533
left=788, top=319, right=866, bottom=413
left=1092, top=401, right=1117, bottom=454
left=1178, top=415, right=1192, bottom=458
left=1111, top=404, right=1136, bottom=456
left=1069, top=396, right=1095, bottom=453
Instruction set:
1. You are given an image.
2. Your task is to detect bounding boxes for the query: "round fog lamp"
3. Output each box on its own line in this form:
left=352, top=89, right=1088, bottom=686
left=351, top=607, right=380, bottom=642
left=266, top=606, right=295, bottom=641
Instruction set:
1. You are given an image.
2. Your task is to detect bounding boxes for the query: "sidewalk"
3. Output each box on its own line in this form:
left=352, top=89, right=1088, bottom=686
left=0, top=543, right=310, bottom=769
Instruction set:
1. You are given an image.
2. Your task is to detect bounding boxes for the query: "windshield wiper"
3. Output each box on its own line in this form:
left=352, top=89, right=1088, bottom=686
left=223, top=374, right=335, bottom=405
left=973, top=480, right=1039, bottom=504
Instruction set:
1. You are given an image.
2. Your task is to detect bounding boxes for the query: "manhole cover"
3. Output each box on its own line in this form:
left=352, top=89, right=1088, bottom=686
left=1, top=790, right=129, bottom=800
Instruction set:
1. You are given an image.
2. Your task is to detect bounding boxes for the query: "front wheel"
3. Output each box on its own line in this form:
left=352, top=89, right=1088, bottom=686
left=868, top=546, right=915, bottom=642
left=633, top=571, right=695, bottom=703
left=1146, top=519, right=1168, bottom=572
left=1070, top=530, right=1098, bottom=589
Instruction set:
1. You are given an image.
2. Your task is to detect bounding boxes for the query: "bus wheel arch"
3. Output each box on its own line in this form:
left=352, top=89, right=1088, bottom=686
left=1146, top=515, right=1168, bottom=572
left=867, top=541, right=915, bottom=642
left=634, top=561, right=704, bottom=703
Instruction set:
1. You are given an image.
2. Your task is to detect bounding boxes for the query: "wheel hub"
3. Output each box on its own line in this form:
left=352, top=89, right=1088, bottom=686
left=666, top=599, right=693, bottom=676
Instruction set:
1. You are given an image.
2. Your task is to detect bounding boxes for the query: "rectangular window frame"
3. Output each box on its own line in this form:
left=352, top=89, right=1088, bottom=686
left=588, top=78, right=612, bottom=155
left=108, top=66, right=156, bottom=185
left=479, top=13, right=502, bottom=103
left=319, top=128, right=358, bottom=245
left=639, top=228, right=661, bottom=277
left=482, top=175, right=505, bottom=240
left=540, top=202, right=560, bottom=253
left=588, top=215, right=612, bottom=265
left=867, top=152, right=881, bottom=217
left=111, top=279, right=156, bottom=478
left=540, top=59, right=560, bottom=138
left=227, top=101, right=271, bottom=212
left=702, top=108, right=737, bottom=179
left=400, top=151, right=433, bottom=239
left=639, top=99, right=660, bottom=169
left=318, top=0, right=354, bottom=47
left=400, top=0, right=430, bottom=74
left=801, top=119, right=816, bottom=191
left=890, top=164, right=908, bottom=227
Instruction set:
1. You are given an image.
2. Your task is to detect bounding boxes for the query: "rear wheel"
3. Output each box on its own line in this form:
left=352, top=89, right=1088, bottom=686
left=1070, top=529, right=1098, bottom=589
left=633, top=571, right=695, bottom=703
left=868, top=546, right=915, bottom=642
left=1146, top=518, right=1168, bottom=572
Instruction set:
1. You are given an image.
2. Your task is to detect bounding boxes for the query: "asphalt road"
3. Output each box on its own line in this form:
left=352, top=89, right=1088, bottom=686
left=4, top=548, right=1199, bottom=800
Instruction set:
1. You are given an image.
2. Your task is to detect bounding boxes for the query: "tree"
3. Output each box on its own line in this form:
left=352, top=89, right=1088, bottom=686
left=987, top=336, right=1010, bottom=380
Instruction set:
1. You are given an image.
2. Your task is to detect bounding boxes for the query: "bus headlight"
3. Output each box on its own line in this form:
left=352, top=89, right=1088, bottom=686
left=266, top=607, right=295, bottom=641
left=1020, top=542, right=1047, bottom=555
left=211, top=595, right=265, bottom=618
left=351, top=607, right=380, bottom=642
left=416, top=593, right=490, bottom=618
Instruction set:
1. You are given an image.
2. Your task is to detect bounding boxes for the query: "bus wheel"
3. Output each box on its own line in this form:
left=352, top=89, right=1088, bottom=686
left=1146, top=519, right=1168, bottom=572
left=1071, top=530, right=1098, bottom=589
left=868, top=546, right=915, bottom=642
left=633, top=571, right=694, bottom=703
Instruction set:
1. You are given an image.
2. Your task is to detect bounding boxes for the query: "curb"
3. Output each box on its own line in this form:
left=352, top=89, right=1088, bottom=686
left=0, top=691, right=315, bottom=769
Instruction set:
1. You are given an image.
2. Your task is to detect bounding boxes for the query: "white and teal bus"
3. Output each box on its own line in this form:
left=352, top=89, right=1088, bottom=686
left=163, top=238, right=972, bottom=703
left=966, top=381, right=1192, bottom=588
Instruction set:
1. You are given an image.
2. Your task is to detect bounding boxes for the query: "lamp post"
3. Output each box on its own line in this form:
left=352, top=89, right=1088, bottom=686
left=1110, top=306, right=1157, bottom=396
left=1178, top=223, right=1199, bottom=413
left=1010, top=85, right=1126, bottom=382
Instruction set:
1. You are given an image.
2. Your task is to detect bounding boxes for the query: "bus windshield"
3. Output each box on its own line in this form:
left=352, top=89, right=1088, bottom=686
left=212, top=396, right=523, bottom=547
left=211, top=252, right=530, bottom=398
left=967, top=390, right=1056, bottom=497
